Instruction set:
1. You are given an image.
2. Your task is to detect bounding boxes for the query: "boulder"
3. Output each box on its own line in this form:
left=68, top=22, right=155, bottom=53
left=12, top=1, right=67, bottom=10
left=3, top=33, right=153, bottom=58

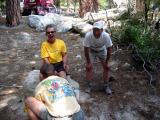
left=28, top=15, right=53, bottom=31
left=72, top=22, right=92, bottom=36
left=23, top=70, right=40, bottom=96
left=28, top=13, right=73, bottom=32
left=83, top=8, right=127, bottom=23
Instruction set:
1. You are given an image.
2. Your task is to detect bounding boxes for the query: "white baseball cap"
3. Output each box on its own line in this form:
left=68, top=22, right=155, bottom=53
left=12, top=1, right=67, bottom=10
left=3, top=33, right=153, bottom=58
left=93, top=21, right=103, bottom=29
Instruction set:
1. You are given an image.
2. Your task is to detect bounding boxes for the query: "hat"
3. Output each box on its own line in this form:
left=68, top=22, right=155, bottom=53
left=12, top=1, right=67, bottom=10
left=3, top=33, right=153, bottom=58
left=93, top=21, right=103, bottom=29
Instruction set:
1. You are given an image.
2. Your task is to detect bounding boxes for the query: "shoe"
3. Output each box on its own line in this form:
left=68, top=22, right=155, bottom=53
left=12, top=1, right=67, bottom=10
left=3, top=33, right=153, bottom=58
left=104, top=84, right=112, bottom=95
left=87, top=81, right=93, bottom=87
left=85, top=87, right=91, bottom=93
left=85, top=81, right=92, bottom=93
left=109, top=76, right=115, bottom=82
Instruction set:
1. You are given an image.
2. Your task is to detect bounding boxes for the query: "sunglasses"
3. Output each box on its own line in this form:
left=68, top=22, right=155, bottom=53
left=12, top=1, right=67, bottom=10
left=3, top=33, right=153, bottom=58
left=46, top=31, right=55, bottom=34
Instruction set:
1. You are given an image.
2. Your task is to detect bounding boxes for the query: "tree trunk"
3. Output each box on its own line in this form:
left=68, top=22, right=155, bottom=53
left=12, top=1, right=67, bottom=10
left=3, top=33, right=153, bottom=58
left=67, top=0, right=72, bottom=12
left=6, top=0, right=21, bottom=26
left=144, top=0, right=150, bottom=30
left=79, top=0, right=98, bottom=18
left=55, top=0, right=60, bottom=7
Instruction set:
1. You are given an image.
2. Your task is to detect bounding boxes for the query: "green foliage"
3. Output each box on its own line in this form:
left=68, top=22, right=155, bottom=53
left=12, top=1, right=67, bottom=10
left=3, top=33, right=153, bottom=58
left=60, top=0, right=79, bottom=9
left=118, top=20, right=160, bottom=69
left=99, top=0, right=107, bottom=9
left=0, top=0, right=6, bottom=14
left=60, top=0, right=67, bottom=7
left=0, top=0, right=6, bottom=7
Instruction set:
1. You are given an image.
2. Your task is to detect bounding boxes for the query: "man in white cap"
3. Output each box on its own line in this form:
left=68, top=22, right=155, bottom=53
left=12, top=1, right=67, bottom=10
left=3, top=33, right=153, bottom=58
left=83, top=21, right=113, bottom=95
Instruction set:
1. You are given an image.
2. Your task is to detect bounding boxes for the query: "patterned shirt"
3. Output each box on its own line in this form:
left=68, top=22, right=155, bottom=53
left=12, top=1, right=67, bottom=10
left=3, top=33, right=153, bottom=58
left=35, top=76, right=80, bottom=117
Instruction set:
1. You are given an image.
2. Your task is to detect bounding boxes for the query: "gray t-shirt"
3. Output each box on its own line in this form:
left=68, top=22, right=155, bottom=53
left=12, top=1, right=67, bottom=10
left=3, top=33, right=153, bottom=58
left=83, top=31, right=113, bottom=51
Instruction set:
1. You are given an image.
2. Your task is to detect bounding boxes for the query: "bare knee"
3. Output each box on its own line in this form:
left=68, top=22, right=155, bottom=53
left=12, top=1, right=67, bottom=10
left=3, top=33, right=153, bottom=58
left=25, top=97, right=34, bottom=105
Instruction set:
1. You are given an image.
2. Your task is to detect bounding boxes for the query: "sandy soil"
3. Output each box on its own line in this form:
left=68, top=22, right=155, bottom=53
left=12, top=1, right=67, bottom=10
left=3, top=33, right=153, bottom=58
left=0, top=16, right=160, bottom=120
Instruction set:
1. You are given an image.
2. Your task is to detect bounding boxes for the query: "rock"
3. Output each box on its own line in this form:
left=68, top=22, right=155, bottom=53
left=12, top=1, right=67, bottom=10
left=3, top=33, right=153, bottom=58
left=28, top=13, right=73, bottom=32
left=34, top=54, right=39, bottom=58
left=115, top=106, right=145, bottom=120
left=23, top=70, right=40, bottom=96
left=8, top=98, right=28, bottom=120
left=72, top=22, right=92, bottom=36
left=109, top=61, right=119, bottom=72
left=112, top=0, right=128, bottom=8
left=28, top=15, right=53, bottom=31
left=6, top=73, right=18, bottom=80
left=9, top=50, right=17, bottom=58
left=0, top=95, right=17, bottom=108
left=56, top=17, right=73, bottom=32
left=29, top=61, right=36, bottom=69
left=16, top=32, right=32, bottom=43
left=78, top=91, right=93, bottom=103
left=121, top=63, right=131, bottom=70
left=85, top=102, right=110, bottom=120
left=107, top=7, right=128, bottom=20
left=83, top=8, right=127, bottom=23
left=123, top=74, right=132, bottom=80
left=154, top=111, right=160, bottom=120
left=114, top=21, right=122, bottom=27
left=0, top=66, right=9, bottom=75
left=76, top=54, right=82, bottom=59
left=83, top=12, right=106, bottom=22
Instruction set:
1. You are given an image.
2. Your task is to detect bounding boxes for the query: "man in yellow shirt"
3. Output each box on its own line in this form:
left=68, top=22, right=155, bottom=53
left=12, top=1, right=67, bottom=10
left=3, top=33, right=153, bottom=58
left=41, top=24, right=68, bottom=78
left=25, top=64, right=85, bottom=120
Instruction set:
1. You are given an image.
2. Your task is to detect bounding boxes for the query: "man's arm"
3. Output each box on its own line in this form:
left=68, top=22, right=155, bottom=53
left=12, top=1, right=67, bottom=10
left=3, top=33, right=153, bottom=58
left=41, top=42, right=50, bottom=64
left=42, top=58, right=50, bottom=64
left=84, top=47, right=91, bottom=63
left=106, top=47, right=112, bottom=63
left=62, top=52, right=69, bottom=72
left=62, top=52, right=68, bottom=65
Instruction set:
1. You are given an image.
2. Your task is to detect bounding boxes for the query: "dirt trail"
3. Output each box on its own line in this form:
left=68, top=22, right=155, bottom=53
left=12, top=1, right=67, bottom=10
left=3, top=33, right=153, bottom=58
left=0, top=17, right=160, bottom=120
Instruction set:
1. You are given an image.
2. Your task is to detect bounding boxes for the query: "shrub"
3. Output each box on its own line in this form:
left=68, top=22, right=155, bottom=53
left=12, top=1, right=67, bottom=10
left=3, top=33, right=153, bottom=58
left=118, top=21, right=160, bottom=70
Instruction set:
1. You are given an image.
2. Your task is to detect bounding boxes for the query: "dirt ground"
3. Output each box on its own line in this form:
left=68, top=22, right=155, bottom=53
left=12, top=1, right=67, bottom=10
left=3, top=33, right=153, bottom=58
left=0, top=16, right=160, bottom=120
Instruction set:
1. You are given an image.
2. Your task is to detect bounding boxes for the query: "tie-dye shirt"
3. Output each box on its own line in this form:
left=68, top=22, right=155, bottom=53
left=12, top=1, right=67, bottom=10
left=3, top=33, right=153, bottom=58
left=35, top=75, right=80, bottom=117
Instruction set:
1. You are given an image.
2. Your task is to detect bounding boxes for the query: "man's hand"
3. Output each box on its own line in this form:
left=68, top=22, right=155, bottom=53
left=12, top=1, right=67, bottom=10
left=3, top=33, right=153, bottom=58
left=63, top=63, right=69, bottom=71
left=42, top=58, right=50, bottom=64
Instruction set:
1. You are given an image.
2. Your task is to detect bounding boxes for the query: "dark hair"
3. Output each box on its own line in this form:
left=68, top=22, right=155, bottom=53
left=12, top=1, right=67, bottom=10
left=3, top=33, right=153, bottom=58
left=45, top=24, right=55, bottom=32
left=40, top=64, right=54, bottom=78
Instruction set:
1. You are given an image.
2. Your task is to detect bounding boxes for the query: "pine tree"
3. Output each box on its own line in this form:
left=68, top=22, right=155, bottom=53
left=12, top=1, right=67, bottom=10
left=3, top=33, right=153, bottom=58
left=6, top=0, right=21, bottom=26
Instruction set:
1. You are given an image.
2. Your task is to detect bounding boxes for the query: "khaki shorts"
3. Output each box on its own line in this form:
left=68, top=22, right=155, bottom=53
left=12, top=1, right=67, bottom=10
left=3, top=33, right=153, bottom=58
left=90, top=48, right=107, bottom=62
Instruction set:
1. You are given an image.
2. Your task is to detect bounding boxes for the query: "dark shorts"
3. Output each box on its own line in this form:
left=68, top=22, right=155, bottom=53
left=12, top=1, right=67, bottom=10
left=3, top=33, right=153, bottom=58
left=39, top=108, right=85, bottom=120
left=52, top=61, right=65, bottom=73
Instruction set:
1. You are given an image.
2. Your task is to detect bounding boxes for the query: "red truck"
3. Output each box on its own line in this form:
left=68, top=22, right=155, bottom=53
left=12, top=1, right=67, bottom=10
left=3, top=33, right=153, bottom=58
left=22, top=0, right=57, bottom=15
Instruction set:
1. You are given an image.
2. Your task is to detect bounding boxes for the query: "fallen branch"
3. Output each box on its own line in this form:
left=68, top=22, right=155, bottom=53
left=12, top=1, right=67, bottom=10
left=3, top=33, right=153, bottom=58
left=130, top=44, right=156, bottom=94
left=112, top=44, right=122, bottom=55
left=0, top=84, right=23, bottom=88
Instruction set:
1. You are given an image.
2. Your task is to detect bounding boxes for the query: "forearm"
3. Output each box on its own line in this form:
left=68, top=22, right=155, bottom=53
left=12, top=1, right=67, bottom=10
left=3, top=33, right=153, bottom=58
left=42, top=58, right=50, bottom=64
left=84, top=47, right=90, bottom=63
left=62, top=53, right=68, bottom=64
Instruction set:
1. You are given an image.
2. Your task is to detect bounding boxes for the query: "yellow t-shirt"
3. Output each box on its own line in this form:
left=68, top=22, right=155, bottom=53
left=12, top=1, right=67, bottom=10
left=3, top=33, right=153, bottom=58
left=41, top=39, right=67, bottom=63
left=35, top=76, right=80, bottom=117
